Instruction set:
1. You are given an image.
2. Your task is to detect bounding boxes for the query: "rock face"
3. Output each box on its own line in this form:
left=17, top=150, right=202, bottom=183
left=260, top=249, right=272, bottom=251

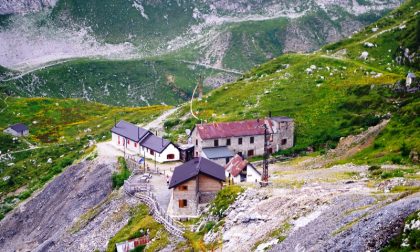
left=0, top=160, right=113, bottom=252
left=0, top=0, right=57, bottom=15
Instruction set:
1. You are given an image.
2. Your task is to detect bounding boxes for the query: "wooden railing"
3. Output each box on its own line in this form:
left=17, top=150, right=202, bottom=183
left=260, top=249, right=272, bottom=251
left=123, top=179, right=185, bottom=240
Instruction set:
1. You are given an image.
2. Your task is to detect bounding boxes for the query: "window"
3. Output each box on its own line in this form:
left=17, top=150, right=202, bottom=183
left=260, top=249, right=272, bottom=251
left=118, top=136, right=120, bottom=145
left=167, top=154, right=175, bottom=160
left=179, top=199, right=188, bottom=208
left=250, top=136, right=254, bottom=144
left=281, top=139, right=287, bottom=145
left=150, top=149, right=155, bottom=155
left=127, top=139, right=130, bottom=144
left=214, top=139, right=219, bottom=147
left=248, top=150, right=254, bottom=157
left=238, top=138, right=243, bottom=145
left=226, top=138, right=231, bottom=146
left=134, top=142, right=137, bottom=147
left=268, top=148, right=273, bottom=154
left=225, top=157, right=230, bottom=164
left=178, top=185, right=188, bottom=191
left=196, top=139, right=198, bottom=146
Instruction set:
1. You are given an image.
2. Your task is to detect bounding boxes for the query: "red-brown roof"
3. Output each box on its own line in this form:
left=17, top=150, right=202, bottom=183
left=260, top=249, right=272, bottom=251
left=225, top=154, right=248, bottom=177
left=196, top=119, right=273, bottom=140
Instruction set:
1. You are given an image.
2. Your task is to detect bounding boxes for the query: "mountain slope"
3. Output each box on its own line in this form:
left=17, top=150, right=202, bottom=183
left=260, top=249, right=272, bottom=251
left=1, top=59, right=234, bottom=106
left=0, top=0, right=401, bottom=71
left=167, top=0, right=420, bottom=165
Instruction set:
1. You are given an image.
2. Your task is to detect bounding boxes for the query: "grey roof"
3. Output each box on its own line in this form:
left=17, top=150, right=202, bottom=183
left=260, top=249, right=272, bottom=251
left=202, top=147, right=234, bottom=159
left=9, top=123, right=28, bottom=132
left=169, top=157, right=225, bottom=189
left=141, top=134, right=171, bottom=153
left=111, top=120, right=150, bottom=142
left=407, top=72, right=416, bottom=78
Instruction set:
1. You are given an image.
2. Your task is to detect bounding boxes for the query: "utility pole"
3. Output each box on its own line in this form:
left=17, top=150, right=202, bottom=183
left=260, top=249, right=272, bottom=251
left=261, top=124, right=269, bottom=187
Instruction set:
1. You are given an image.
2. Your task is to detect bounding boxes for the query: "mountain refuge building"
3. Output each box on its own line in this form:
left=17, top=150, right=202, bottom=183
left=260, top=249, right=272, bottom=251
left=167, top=157, right=225, bottom=219
left=111, top=120, right=180, bottom=163
left=190, top=117, right=294, bottom=161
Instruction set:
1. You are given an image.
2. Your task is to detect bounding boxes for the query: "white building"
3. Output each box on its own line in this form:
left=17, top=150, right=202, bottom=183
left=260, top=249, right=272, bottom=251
left=111, top=120, right=180, bottom=163
left=225, top=154, right=261, bottom=184
left=3, top=123, right=29, bottom=137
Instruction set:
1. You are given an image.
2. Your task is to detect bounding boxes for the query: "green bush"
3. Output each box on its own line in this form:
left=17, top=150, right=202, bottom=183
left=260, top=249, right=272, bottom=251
left=112, top=157, right=131, bottom=189
left=368, top=165, right=381, bottom=172
left=381, top=169, right=405, bottom=179
left=209, top=185, right=244, bottom=218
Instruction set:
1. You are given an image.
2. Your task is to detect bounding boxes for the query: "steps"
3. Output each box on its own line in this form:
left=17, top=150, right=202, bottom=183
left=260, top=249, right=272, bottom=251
left=123, top=180, right=185, bottom=240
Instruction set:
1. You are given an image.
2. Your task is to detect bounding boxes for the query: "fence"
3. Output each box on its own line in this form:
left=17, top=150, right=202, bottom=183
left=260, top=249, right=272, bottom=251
left=123, top=178, right=185, bottom=240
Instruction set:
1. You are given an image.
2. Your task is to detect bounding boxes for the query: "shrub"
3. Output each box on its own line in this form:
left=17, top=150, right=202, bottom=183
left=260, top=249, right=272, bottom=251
left=400, top=142, right=410, bottom=157
left=112, top=157, right=131, bottom=189
left=209, top=185, right=244, bottom=218
left=368, top=165, right=381, bottom=172
left=381, top=169, right=404, bottom=179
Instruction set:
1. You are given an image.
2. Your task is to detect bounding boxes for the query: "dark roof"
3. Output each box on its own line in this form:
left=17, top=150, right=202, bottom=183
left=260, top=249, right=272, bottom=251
left=196, top=119, right=273, bottom=140
left=140, top=134, right=171, bottom=153
left=9, top=123, right=28, bottom=132
left=111, top=120, right=150, bottom=142
left=169, top=157, right=225, bottom=189
left=202, top=147, right=234, bottom=159
left=407, top=72, right=416, bottom=78
left=271, top=116, right=294, bottom=122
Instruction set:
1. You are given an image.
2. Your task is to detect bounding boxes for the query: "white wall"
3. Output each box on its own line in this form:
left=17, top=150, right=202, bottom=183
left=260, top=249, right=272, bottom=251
left=246, top=165, right=261, bottom=183
left=3, top=128, right=29, bottom=137
left=111, top=132, right=140, bottom=154
left=141, top=143, right=180, bottom=163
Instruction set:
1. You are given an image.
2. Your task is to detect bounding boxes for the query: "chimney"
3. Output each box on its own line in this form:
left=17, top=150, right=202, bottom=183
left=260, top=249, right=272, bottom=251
left=269, top=111, right=272, bottom=118
left=114, top=117, right=117, bottom=127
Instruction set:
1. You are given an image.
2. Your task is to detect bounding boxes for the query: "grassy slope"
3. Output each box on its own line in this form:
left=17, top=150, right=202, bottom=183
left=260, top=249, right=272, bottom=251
left=51, top=0, right=196, bottom=46
left=106, top=204, right=169, bottom=252
left=0, top=96, right=168, bottom=219
left=2, top=59, right=222, bottom=106
left=167, top=0, right=420, bottom=165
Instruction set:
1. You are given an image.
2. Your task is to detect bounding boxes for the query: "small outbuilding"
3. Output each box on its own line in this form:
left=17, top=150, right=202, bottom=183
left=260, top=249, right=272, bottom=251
left=168, top=157, right=225, bottom=219
left=225, top=154, right=261, bottom=184
left=406, top=72, right=416, bottom=87
left=3, top=123, right=29, bottom=137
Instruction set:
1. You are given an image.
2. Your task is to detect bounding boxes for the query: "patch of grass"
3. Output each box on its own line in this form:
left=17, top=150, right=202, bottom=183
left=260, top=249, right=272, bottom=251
left=111, top=157, right=131, bottom=189
left=69, top=192, right=117, bottom=234
left=209, top=185, right=244, bottom=218
left=382, top=210, right=420, bottom=252
left=272, top=179, right=305, bottom=189
left=333, top=212, right=369, bottom=236
left=106, top=204, right=169, bottom=252
left=252, top=222, right=291, bottom=251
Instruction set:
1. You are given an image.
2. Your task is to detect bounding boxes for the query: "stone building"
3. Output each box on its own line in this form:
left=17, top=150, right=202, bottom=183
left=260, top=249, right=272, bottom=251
left=168, top=157, right=225, bottom=219
left=190, top=117, right=294, bottom=159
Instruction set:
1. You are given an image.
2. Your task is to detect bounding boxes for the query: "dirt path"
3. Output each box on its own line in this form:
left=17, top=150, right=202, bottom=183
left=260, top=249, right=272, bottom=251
left=141, top=107, right=179, bottom=136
